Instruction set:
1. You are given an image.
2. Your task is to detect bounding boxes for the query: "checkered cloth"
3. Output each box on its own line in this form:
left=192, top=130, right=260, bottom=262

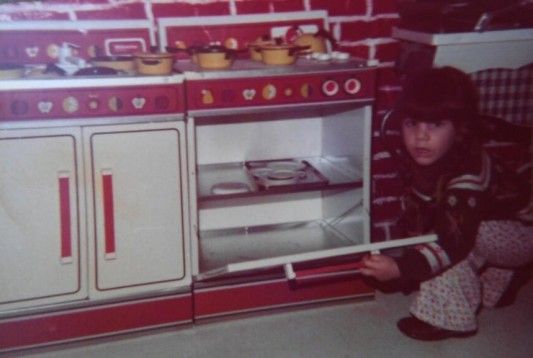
left=470, top=63, right=533, bottom=126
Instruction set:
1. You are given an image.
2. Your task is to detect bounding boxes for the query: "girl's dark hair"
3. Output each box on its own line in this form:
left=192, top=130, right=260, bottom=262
left=392, top=66, right=482, bottom=149
left=396, top=66, right=479, bottom=125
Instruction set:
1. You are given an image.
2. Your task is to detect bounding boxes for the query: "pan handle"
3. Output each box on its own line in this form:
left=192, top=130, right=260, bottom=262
left=288, top=45, right=310, bottom=56
left=165, top=46, right=192, bottom=54
left=315, top=28, right=338, bottom=50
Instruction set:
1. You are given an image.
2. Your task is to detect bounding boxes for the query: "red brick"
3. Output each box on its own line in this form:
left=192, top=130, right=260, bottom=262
left=340, top=20, right=376, bottom=41
left=234, top=0, right=304, bottom=14
left=4, top=11, right=70, bottom=21
left=188, top=2, right=231, bottom=16
left=152, top=2, right=230, bottom=18
left=340, top=18, right=399, bottom=41
left=375, top=88, right=401, bottom=110
left=376, top=66, right=402, bottom=87
left=76, top=3, right=147, bottom=19
left=272, top=0, right=305, bottom=12
left=152, top=3, right=194, bottom=17
left=46, top=0, right=109, bottom=4
left=337, top=44, right=370, bottom=60
left=375, top=41, right=400, bottom=62
left=309, top=0, right=366, bottom=16
left=375, top=17, right=400, bottom=37
left=371, top=0, right=400, bottom=15
left=235, top=0, right=270, bottom=14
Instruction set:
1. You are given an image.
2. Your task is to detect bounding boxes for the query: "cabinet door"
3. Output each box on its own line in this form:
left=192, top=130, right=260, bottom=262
left=0, top=129, right=84, bottom=309
left=85, top=122, right=190, bottom=297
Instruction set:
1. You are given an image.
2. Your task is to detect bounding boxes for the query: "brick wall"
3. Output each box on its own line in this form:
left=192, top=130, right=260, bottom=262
left=0, top=0, right=405, bottom=241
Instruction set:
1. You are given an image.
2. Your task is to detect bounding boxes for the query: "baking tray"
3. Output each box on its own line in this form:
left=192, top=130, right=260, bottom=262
left=245, top=159, right=329, bottom=191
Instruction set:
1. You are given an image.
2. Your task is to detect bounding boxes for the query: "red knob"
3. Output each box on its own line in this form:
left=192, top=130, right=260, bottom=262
left=322, top=80, right=339, bottom=96
left=344, top=78, right=361, bottom=95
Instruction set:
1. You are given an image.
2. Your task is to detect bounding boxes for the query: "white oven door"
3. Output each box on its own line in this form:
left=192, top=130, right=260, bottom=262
left=195, top=229, right=436, bottom=281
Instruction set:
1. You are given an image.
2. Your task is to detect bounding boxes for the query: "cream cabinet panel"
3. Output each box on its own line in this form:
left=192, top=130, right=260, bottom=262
left=0, top=128, right=85, bottom=311
left=84, top=122, right=190, bottom=298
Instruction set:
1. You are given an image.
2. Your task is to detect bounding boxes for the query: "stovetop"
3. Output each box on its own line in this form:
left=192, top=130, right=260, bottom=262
left=176, top=57, right=372, bottom=80
left=2, top=69, right=184, bottom=90
left=0, top=56, right=376, bottom=124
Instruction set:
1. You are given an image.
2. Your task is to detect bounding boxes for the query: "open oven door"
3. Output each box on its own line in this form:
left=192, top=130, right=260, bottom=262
left=195, top=231, right=437, bottom=282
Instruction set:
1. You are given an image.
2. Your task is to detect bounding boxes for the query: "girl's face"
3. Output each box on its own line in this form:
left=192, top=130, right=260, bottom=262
left=402, top=118, right=456, bottom=166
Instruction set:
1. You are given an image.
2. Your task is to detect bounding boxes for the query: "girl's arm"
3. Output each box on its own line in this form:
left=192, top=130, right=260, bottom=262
left=393, top=188, right=482, bottom=282
left=362, top=188, right=483, bottom=283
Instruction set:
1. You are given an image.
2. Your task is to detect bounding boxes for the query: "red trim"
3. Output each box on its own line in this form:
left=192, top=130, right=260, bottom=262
left=0, top=294, right=192, bottom=352
left=102, top=173, right=116, bottom=257
left=58, top=176, right=72, bottom=261
left=194, top=276, right=373, bottom=318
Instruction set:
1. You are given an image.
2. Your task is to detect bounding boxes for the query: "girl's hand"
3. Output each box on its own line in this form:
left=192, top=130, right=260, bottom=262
left=360, top=254, right=401, bottom=281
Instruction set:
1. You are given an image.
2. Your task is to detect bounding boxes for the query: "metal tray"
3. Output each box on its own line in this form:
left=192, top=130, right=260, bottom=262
left=245, top=159, right=329, bottom=191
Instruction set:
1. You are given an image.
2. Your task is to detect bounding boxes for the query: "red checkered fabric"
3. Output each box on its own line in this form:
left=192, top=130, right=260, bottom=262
left=470, top=63, right=533, bottom=126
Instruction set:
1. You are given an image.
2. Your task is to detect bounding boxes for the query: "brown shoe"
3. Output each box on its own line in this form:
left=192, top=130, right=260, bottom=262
left=397, top=316, right=477, bottom=341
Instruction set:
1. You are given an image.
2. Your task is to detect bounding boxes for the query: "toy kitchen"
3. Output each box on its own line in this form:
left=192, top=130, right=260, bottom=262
left=0, top=11, right=435, bottom=352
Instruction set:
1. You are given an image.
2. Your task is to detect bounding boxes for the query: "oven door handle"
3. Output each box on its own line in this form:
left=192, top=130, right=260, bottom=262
left=284, top=260, right=367, bottom=281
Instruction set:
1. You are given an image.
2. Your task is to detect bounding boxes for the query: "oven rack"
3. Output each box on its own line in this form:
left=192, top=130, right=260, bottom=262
left=197, top=156, right=363, bottom=201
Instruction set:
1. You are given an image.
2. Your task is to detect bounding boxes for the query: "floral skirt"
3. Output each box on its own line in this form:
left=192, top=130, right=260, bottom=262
left=410, top=220, right=533, bottom=332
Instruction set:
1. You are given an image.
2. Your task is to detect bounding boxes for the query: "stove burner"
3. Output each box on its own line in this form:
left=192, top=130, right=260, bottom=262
left=73, top=66, right=119, bottom=76
left=44, top=63, right=120, bottom=77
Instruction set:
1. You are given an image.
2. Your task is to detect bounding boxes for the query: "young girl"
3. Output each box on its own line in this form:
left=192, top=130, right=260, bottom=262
left=361, top=66, right=533, bottom=341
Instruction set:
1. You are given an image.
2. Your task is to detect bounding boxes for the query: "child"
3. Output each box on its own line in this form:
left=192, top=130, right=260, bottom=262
left=361, top=66, right=533, bottom=341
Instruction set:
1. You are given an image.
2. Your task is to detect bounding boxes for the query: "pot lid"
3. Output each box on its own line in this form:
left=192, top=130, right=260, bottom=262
left=73, top=66, right=118, bottom=76
left=192, top=45, right=232, bottom=54
left=134, top=52, right=174, bottom=59
left=91, top=56, right=134, bottom=62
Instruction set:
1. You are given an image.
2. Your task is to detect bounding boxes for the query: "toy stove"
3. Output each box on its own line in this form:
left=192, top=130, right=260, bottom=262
left=155, top=13, right=436, bottom=299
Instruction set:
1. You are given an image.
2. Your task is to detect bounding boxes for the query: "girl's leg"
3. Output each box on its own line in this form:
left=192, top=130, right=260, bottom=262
left=410, top=260, right=480, bottom=332
left=404, top=220, right=532, bottom=335
left=480, top=268, right=514, bottom=308
left=473, top=220, right=533, bottom=308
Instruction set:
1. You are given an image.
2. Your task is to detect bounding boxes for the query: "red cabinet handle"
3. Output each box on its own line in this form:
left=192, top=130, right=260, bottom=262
left=102, top=171, right=116, bottom=260
left=58, top=173, right=72, bottom=264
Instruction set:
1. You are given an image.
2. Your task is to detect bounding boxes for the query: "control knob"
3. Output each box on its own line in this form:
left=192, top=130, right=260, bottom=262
left=344, top=78, right=361, bottom=95
left=62, top=96, right=79, bottom=114
left=10, top=99, right=29, bottom=116
left=322, top=80, right=339, bottom=97
left=262, top=84, right=277, bottom=100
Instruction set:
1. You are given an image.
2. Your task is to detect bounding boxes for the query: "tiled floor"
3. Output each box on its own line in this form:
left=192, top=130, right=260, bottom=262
left=16, top=278, right=533, bottom=358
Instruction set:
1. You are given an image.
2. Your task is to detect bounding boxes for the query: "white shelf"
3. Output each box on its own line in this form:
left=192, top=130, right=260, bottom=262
left=197, top=156, right=363, bottom=201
